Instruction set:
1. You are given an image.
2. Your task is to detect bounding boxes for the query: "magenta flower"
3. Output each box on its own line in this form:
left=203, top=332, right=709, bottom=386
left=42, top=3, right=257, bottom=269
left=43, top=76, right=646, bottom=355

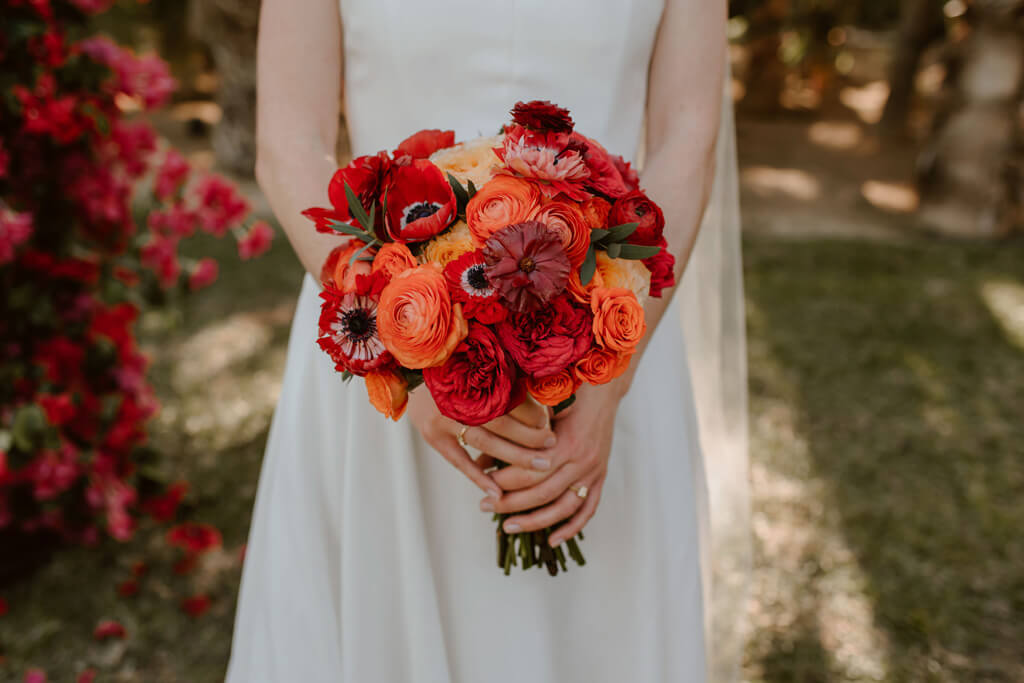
left=482, top=221, right=571, bottom=313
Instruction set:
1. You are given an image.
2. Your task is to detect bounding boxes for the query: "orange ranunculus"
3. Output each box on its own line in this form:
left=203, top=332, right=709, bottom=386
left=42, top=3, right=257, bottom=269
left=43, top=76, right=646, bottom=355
left=526, top=368, right=581, bottom=407
left=465, top=174, right=541, bottom=244
left=321, top=239, right=376, bottom=290
left=580, top=197, right=612, bottom=229
left=371, top=242, right=418, bottom=283
left=565, top=267, right=605, bottom=305
left=590, top=287, right=646, bottom=353
left=574, top=346, right=632, bottom=385
left=596, top=251, right=651, bottom=304
left=378, top=264, right=468, bottom=368
left=529, top=199, right=591, bottom=268
left=420, top=221, right=475, bottom=267
left=365, top=368, right=409, bottom=420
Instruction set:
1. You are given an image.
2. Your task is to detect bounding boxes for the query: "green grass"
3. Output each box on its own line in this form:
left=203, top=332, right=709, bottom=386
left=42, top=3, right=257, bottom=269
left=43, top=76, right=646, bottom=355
left=1, top=233, right=1022, bottom=682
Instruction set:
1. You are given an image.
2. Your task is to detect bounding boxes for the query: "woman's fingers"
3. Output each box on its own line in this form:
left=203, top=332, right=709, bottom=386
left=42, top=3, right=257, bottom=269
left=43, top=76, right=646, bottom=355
left=483, top=462, right=582, bottom=514
left=507, top=399, right=550, bottom=429
left=548, top=478, right=603, bottom=546
left=435, top=436, right=502, bottom=499
left=500, top=487, right=587, bottom=534
left=462, top=426, right=553, bottom=472
left=491, top=464, right=549, bottom=491
left=480, top=414, right=556, bottom=450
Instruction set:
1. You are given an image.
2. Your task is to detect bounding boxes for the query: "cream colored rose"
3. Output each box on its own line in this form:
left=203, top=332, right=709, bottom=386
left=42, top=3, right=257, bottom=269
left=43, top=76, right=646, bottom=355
left=420, top=220, right=476, bottom=268
left=596, top=251, right=651, bottom=305
left=429, top=135, right=503, bottom=189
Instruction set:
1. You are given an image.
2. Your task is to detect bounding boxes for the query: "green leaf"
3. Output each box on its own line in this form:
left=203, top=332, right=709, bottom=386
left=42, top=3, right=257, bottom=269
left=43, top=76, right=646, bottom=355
left=605, top=222, right=639, bottom=243
left=348, top=239, right=379, bottom=266
left=343, top=181, right=373, bottom=233
left=329, top=221, right=374, bottom=241
left=341, top=371, right=354, bottom=383
left=606, top=242, right=622, bottom=259
left=579, top=246, right=597, bottom=286
left=447, top=173, right=469, bottom=208
left=467, top=179, right=478, bottom=199
left=616, top=244, right=661, bottom=260
left=553, top=394, right=577, bottom=415
left=590, top=228, right=611, bottom=243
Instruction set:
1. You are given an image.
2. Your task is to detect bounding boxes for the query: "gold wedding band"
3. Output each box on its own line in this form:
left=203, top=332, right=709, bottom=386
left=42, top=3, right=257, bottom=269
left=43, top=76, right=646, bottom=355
left=457, top=426, right=469, bottom=449
left=571, top=485, right=588, bottom=500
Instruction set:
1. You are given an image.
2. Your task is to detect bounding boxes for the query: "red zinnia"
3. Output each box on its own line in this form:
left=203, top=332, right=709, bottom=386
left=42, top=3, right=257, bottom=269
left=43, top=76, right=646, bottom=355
left=395, top=129, right=456, bottom=159
left=317, top=274, right=392, bottom=376
left=511, top=101, right=574, bottom=134
left=384, top=159, right=457, bottom=243
left=423, top=323, right=522, bottom=426
left=166, top=522, right=222, bottom=554
left=443, top=250, right=507, bottom=324
left=483, top=221, right=571, bottom=313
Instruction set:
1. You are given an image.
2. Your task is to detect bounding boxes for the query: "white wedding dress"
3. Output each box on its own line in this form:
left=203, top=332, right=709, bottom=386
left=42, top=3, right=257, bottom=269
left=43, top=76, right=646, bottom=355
left=227, top=2, right=749, bottom=682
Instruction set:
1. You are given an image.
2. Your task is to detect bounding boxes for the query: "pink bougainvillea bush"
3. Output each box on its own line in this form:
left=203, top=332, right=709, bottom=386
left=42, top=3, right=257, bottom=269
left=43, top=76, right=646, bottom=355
left=0, top=0, right=272, bottom=545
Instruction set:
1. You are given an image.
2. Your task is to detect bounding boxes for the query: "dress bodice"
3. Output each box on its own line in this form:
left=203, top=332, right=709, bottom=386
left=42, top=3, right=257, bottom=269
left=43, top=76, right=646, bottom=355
left=339, top=0, right=664, bottom=160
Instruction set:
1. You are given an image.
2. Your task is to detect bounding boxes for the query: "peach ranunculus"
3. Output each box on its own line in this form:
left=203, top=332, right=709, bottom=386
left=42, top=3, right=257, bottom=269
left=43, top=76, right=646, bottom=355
left=365, top=368, right=409, bottom=420
left=574, top=346, right=632, bottom=385
left=378, top=264, right=468, bottom=368
left=590, top=287, right=646, bottom=353
left=420, top=220, right=475, bottom=268
left=580, top=196, right=612, bottom=229
left=465, top=174, right=541, bottom=244
left=526, top=368, right=580, bottom=407
left=371, top=242, right=418, bottom=283
left=596, top=251, right=651, bottom=305
left=429, top=135, right=503, bottom=190
left=529, top=199, right=591, bottom=268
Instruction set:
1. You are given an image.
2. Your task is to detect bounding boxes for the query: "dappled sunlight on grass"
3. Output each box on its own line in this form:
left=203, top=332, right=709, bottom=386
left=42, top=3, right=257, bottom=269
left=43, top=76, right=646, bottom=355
left=839, top=81, right=889, bottom=125
left=741, top=166, right=822, bottom=202
left=807, top=121, right=865, bottom=152
left=979, top=279, right=1024, bottom=352
left=861, top=180, right=919, bottom=214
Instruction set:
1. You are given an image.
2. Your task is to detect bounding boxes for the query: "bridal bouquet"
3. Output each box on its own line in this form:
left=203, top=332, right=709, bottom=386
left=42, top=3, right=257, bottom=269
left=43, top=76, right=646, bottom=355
left=304, top=101, right=674, bottom=575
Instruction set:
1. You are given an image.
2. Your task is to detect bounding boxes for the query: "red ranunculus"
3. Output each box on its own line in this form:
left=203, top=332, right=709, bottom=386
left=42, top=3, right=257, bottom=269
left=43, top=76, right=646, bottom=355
left=384, top=159, right=457, bottom=243
left=395, top=129, right=455, bottom=159
left=495, top=297, right=593, bottom=378
left=610, top=190, right=665, bottom=246
left=643, top=239, right=676, bottom=298
left=423, top=324, right=521, bottom=426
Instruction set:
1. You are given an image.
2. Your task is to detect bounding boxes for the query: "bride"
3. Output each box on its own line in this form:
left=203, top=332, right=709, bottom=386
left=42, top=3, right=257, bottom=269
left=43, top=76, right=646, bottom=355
left=226, top=1, right=749, bottom=681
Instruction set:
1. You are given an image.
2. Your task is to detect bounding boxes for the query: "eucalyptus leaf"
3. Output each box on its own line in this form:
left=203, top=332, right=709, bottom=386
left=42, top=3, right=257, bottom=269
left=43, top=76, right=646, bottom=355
left=447, top=173, right=469, bottom=208
left=590, top=228, right=610, bottom=243
left=330, top=222, right=374, bottom=241
left=348, top=239, right=379, bottom=266
left=343, top=181, right=373, bottom=233
left=616, top=244, right=661, bottom=260
left=579, top=246, right=597, bottom=286
left=341, top=371, right=354, bottom=383
left=605, top=222, right=639, bottom=242
left=606, top=242, right=622, bottom=259
left=467, top=179, right=478, bottom=199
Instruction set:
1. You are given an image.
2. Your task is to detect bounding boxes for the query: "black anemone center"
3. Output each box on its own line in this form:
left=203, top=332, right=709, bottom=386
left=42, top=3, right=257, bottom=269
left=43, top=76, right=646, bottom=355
left=466, top=265, right=490, bottom=291
left=406, top=202, right=440, bottom=223
left=342, top=309, right=374, bottom=340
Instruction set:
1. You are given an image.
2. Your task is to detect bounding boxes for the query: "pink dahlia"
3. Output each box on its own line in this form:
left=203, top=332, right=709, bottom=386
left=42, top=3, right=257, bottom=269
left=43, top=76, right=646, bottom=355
left=497, top=125, right=590, bottom=200
left=483, top=221, right=571, bottom=313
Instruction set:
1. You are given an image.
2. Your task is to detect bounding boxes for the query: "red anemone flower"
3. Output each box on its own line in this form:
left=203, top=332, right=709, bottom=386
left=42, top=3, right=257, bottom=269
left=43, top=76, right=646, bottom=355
left=384, top=159, right=456, bottom=243
left=443, top=250, right=507, bottom=324
left=317, top=274, right=392, bottom=375
left=395, top=129, right=455, bottom=159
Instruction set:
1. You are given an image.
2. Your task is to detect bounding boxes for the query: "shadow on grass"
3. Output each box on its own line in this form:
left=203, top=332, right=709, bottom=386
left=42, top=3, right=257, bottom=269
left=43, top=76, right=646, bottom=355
left=744, top=236, right=1024, bottom=682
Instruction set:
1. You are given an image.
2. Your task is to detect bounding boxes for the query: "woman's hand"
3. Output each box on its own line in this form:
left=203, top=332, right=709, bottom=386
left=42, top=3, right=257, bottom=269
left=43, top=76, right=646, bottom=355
left=407, top=388, right=556, bottom=500
left=480, top=381, right=625, bottom=546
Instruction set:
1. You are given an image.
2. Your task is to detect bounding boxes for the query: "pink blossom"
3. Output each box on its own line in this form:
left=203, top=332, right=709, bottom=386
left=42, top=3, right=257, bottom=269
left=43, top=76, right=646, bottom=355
left=93, top=619, right=126, bottom=640
left=0, top=209, right=34, bottom=263
left=24, top=669, right=47, bottom=683
left=30, top=444, right=80, bottom=501
left=188, top=258, right=219, bottom=290
left=76, top=669, right=98, bottom=683
left=140, top=237, right=180, bottom=288
left=154, top=149, right=190, bottom=200
left=108, top=121, right=157, bottom=177
left=69, top=0, right=115, bottom=13
left=194, top=175, right=249, bottom=236
left=238, top=221, right=274, bottom=259
left=148, top=202, right=198, bottom=239
left=79, top=37, right=176, bottom=110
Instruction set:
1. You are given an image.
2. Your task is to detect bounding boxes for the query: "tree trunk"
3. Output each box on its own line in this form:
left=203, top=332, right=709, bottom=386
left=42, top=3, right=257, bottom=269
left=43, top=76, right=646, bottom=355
left=879, top=0, right=945, bottom=133
left=917, top=0, right=1024, bottom=238
left=188, top=0, right=260, bottom=176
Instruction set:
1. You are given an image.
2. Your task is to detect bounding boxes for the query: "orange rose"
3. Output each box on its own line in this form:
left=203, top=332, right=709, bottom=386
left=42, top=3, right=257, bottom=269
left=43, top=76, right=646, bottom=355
left=590, top=287, right=646, bottom=353
left=371, top=242, right=417, bottom=283
left=465, top=175, right=540, bottom=244
left=580, top=197, right=612, bottom=229
left=529, top=199, right=591, bottom=268
left=565, top=267, right=604, bottom=305
left=574, top=347, right=632, bottom=385
left=526, top=368, right=581, bottom=407
left=378, top=264, right=468, bottom=368
left=420, top=220, right=475, bottom=267
left=365, top=368, right=409, bottom=420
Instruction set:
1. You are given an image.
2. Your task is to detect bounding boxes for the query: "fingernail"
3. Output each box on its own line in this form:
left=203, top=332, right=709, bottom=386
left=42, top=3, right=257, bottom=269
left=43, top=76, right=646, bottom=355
left=480, top=499, right=495, bottom=513
left=487, top=488, right=501, bottom=500
left=543, top=435, right=556, bottom=448
left=531, top=457, right=550, bottom=471
left=549, top=536, right=562, bottom=547
left=504, top=522, right=521, bottom=533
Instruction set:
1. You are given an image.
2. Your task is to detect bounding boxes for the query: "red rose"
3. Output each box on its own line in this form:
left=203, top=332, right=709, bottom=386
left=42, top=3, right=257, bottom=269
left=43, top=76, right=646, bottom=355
left=495, top=297, right=593, bottom=378
left=395, top=129, right=455, bottom=159
left=643, top=239, right=676, bottom=298
left=384, top=159, right=457, bottom=243
left=610, top=190, right=665, bottom=246
left=423, top=323, right=521, bottom=426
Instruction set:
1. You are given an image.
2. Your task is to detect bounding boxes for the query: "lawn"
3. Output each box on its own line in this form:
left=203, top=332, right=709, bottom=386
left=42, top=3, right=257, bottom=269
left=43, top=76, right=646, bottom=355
left=1, top=232, right=1022, bottom=682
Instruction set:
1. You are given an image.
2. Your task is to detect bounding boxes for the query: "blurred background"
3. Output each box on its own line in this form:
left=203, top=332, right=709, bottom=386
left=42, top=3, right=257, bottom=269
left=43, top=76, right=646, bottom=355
left=1, top=0, right=1022, bottom=681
